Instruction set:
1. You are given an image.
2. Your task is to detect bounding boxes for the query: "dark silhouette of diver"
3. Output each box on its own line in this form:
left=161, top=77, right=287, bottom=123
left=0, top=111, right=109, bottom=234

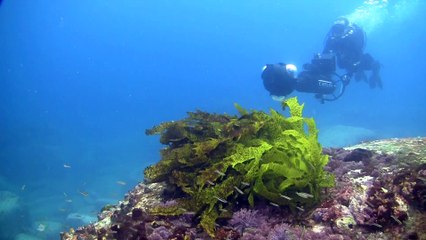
left=261, top=17, right=383, bottom=102
left=323, top=17, right=382, bottom=88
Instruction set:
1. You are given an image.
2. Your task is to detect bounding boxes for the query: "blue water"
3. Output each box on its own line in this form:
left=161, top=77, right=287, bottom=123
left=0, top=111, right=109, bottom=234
left=0, top=0, right=425, bottom=239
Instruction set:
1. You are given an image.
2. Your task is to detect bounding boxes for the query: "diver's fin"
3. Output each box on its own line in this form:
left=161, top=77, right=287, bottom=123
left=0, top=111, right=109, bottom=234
left=369, top=72, right=382, bottom=89
left=354, top=71, right=367, bottom=82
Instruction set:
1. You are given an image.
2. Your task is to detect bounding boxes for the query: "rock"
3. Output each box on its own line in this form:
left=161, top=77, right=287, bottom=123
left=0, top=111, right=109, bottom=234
left=343, top=148, right=373, bottom=162
left=319, top=125, right=376, bottom=147
left=14, top=233, right=43, bottom=240
left=335, top=205, right=356, bottom=231
left=0, top=191, right=20, bottom=216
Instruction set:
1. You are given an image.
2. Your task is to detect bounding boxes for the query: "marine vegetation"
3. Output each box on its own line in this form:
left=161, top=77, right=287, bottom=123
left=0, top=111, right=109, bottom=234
left=60, top=118, right=426, bottom=239
left=144, top=97, right=335, bottom=236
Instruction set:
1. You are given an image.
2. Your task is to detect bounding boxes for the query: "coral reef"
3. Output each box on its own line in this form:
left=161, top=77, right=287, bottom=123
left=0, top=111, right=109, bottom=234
left=60, top=98, right=426, bottom=240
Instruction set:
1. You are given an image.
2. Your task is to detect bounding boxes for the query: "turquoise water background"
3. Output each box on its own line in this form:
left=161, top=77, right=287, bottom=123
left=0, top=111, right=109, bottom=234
left=1, top=1, right=425, bottom=239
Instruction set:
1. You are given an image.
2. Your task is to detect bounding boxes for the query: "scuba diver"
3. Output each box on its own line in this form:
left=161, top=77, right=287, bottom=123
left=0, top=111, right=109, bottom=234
left=262, top=17, right=382, bottom=103
left=324, top=17, right=382, bottom=89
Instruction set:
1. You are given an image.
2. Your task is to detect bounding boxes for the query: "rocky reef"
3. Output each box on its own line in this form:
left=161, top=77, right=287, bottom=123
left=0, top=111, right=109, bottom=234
left=60, top=98, right=426, bottom=240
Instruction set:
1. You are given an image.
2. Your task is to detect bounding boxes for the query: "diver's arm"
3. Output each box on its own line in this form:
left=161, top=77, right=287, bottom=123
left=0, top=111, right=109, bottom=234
left=322, top=38, right=335, bottom=54
left=345, top=24, right=365, bottom=58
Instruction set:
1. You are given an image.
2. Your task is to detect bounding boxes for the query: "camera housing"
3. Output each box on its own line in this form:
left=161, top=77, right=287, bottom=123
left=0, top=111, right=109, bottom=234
left=296, top=53, right=337, bottom=95
left=262, top=53, right=338, bottom=99
left=310, top=53, right=336, bottom=74
left=261, top=63, right=297, bottom=97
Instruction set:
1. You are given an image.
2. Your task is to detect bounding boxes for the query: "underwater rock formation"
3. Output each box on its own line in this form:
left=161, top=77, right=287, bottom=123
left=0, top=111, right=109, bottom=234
left=60, top=99, right=426, bottom=240
left=319, top=124, right=377, bottom=148
left=0, top=190, right=19, bottom=216
left=0, top=190, right=25, bottom=239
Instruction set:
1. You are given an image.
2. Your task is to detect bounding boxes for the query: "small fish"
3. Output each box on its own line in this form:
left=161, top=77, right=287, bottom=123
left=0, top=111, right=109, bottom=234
left=179, top=207, right=188, bottom=212
left=214, top=196, right=228, bottom=204
left=21, top=185, right=26, bottom=190
left=233, top=186, right=244, bottom=195
left=214, top=170, right=225, bottom=176
left=180, top=222, right=192, bottom=228
left=65, top=199, right=73, bottom=203
left=183, top=211, right=196, bottom=215
left=269, top=202, right=280, bottom=207
left=381, top=187, right=388, bottom=193
left=241, top=181, right=250, bottom=187
left=219, top=208, right=228, bottom=212
left=116, top=181, right=127, bottom=186
left=206, top=180, right=215, bottom=186
left=400, top=162, right=410, bottom=167
left=391, top=215, right=402, bottom=225
left=63, top=192, right=68, bottom=197
left=63, top=164, right=71, bottom=168
left=295, top=192, right=314, bottom=199
left=79, top=191, right=89, bottom=197
left=58, top=208, right=67, bottom=212
left=365, top=200, right=375, bottom=208
left=369, top=223, right=383, bottom=228
left=296, top=206, right=304, bottom=211
left=417, top=176, right=426, bottom=183
left=280, top=194, right=292, bottom=200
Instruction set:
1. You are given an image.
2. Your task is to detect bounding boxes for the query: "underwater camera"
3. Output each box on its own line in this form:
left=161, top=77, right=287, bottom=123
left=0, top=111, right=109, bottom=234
left=262, top=53, right=341, bottom=102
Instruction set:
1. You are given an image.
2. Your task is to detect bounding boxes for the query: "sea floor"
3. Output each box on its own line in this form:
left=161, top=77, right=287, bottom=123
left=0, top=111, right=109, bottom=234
left=1, top=125, right=423, bottom=239
left=61, top=137, right=426, bottom=240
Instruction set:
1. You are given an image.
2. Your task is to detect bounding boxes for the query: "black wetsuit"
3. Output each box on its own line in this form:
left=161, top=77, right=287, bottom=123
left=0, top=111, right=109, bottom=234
left=323, top=22, right=382, bottom=88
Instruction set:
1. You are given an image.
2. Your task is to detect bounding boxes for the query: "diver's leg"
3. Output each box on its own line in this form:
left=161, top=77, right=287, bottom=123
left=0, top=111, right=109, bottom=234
left=370, top=60, right=382, bottom=88
left=361, top=54, right=382, bottom=89
left=354, top=70, right=367, bottom=82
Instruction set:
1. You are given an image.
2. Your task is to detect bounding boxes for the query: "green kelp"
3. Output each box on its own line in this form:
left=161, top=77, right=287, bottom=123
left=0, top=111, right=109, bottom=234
left=144, top=97, right=334, bottom=236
